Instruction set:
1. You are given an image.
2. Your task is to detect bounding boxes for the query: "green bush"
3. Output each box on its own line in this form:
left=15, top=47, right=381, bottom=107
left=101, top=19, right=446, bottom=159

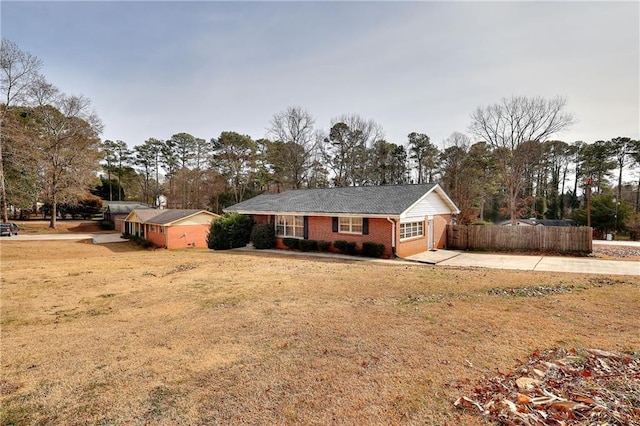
left=298, top=239, right=318, bottom=252
left=282, top=238, right=300, bottom=249
left=207, top=213, right=252, bottom=250
left=317, top=240, right=331, bottom=252
left=334, top=240, right=358, bottom=255
left=361, top=242, right=385, bottom=258
left=125, top=234, right=156, bottom=249
left=250, top=223, right=276, bottom=249
left=99, top=219, right=115, bottom=230
left=333, top=240, right=348, bottom=252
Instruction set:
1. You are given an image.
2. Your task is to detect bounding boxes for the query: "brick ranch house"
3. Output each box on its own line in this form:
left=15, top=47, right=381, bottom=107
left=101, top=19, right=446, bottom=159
left=225, top=183, right=460, bottom=258
left=123, top=209, right=219, bottom=249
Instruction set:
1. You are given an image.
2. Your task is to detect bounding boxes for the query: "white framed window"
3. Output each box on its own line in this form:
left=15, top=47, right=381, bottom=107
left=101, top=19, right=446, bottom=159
left=400, top=221, right=424, bottom=240
left=275, top=215, right=304, bottom=238
left=339, top=217, right=363, bottom=234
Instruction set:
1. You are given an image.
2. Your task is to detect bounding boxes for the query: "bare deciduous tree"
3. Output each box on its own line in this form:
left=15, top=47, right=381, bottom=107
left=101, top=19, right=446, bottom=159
left=469, top=96, right=574, bottom=223
left=267, top=106, right=317, bottom=189
left=0, top=39, right=43, bottom=221
left=322, top=114, right=383, bottom=186
left=29, top=78, right=103, bottom=228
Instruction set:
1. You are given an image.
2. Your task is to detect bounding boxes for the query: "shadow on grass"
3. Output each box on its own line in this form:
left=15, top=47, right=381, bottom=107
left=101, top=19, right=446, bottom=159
left=74, top=239, right=145, bottom=253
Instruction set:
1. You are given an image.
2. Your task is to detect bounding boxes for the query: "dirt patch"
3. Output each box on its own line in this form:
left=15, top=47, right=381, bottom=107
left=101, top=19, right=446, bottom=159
left=1, top=241, right=639, bottom=425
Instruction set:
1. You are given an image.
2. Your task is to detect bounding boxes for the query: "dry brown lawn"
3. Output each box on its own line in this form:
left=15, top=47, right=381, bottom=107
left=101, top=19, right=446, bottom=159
left=1, top=239, right=639, bottom=425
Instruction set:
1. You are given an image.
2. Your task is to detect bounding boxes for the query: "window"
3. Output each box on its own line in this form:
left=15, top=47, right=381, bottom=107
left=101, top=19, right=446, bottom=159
left=339, top=217, right=363, bottom=234
left=159, top=226, right=165, bottom=234
left=150, top=225, right=156, bottom=233
left=275, top=215, right=304, bottom=238
left=400, top=221, right=424, bottom=240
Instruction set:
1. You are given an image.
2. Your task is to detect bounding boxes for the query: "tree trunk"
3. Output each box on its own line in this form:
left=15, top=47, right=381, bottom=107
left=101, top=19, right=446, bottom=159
left=50, top=191, right=57, bottom=229
left=0, top=137, right=8, bottom=222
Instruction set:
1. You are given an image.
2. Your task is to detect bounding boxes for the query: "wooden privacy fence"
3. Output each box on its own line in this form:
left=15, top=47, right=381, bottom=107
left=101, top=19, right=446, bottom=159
left=446, top=225, right=592, bottom=253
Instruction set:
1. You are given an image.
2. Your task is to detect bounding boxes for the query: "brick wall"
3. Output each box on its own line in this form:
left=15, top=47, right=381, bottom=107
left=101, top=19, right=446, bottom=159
left=434, top=214, right=451, bottom=248
left=146, top=226, right=166, bottom=248
left=309, top=216, right=394, bottom=257
left=145, top=224, right=210, bottom=249
left=396, top=234, right=427, bottom=257
left=251, top=213, right=452, bottom=257
left=166, top=224, right=210, bottom=249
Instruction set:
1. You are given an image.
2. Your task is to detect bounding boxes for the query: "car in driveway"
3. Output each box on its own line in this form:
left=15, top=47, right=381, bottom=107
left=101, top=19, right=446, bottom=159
left=0, top=223, right=19, bottom=236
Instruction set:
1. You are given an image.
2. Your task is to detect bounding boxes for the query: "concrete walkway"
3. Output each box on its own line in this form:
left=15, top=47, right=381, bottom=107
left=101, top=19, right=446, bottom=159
left=406, top=249, right=639, bottom=276
left=237, top=246, right=638, bottom=276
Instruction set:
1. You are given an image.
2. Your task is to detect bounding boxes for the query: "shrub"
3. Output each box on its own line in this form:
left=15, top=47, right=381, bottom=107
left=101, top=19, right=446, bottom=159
left=250, top=223, right=276, bottom=249
left=282, top=238, right=300, bottom=250
left=99, top=220, right=115, bottom=230
left=333, top=240, right=348, bottom=253
left=207, top=213, right=252, bottom=250
left=345, top=242, right=359, bottom=255
left=361, top=242, right=385, bottom=258
left=317, top=240, right=331, bottom=252
left=334, top=240, right=358, bottom=255
left=298, top=239, right=318, bottom=252
left=140, top=239, right=154, bottom=249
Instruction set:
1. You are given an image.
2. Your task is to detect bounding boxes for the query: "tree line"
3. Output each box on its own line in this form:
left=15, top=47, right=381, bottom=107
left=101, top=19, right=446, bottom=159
left=2, top=39, right=639, bottom=235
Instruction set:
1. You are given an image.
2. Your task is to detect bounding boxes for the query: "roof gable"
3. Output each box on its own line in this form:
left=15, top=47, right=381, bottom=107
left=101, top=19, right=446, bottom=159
left=123, top=209, right=162, bottom=223
left=145, top=209, right=219, bottom=225
left=225, top=184, right=459, bottom=217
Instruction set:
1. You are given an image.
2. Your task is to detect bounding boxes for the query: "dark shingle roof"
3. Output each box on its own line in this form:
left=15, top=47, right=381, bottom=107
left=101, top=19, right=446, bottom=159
left=106, top=201, right=152, bottom=214
left=537, top=219, right=577, bottom=227
left=225, top=184, right=439, bottom=215
left=145, top=209, right=215, bottom=225
left=498, top=218, right=577, bottom=226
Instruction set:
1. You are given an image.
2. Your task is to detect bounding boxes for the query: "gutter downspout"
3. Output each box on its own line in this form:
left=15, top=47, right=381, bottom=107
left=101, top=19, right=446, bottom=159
left=386, top=217, right=396, bottom=257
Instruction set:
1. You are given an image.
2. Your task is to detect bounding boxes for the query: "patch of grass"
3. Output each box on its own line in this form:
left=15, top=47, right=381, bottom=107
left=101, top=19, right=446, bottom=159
left=0, top=405, right=30, bottom=426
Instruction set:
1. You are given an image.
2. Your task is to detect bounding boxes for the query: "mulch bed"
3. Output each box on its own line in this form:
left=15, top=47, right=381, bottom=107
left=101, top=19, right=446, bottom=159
left=454, top=347, right=640, bottom=425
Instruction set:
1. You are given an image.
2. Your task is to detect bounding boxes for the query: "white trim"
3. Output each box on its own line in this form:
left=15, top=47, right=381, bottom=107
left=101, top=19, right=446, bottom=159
left=399, top=221, right=424, bottom=240
left=338, top=216, right=363, bottom=234
left=275, top=214, right=304, bottom=238
left=400, top=184, right=460, bottom=219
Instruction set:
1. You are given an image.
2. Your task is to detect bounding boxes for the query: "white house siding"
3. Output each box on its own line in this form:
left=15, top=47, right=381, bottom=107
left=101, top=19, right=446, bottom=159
left=400, top=189, right=451, bottom=220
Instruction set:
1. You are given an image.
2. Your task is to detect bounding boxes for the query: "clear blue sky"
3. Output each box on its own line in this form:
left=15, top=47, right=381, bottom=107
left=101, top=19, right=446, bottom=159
left=2, top=1, right=639, bottom=152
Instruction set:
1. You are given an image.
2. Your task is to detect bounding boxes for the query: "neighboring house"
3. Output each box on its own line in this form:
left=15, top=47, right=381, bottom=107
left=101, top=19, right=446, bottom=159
left=123, top=209, right=220, bottom=249
left=497, top=218, right=577, bottom=227
left=104, top=201, right=152, bottom=232
left=224, top=183, right=460, bottom=258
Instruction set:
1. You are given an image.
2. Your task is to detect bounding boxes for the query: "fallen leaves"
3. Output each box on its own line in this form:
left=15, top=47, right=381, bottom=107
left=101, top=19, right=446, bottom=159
left=488, top=284, right=575, bottom=297
left=454, top=347, right=640, bottom=425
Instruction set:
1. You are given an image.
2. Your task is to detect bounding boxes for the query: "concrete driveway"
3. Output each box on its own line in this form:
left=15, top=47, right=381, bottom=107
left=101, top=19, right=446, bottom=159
left=407, top=249, right=639, bottom=276
left=1, top=233, right=127, bottom=244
